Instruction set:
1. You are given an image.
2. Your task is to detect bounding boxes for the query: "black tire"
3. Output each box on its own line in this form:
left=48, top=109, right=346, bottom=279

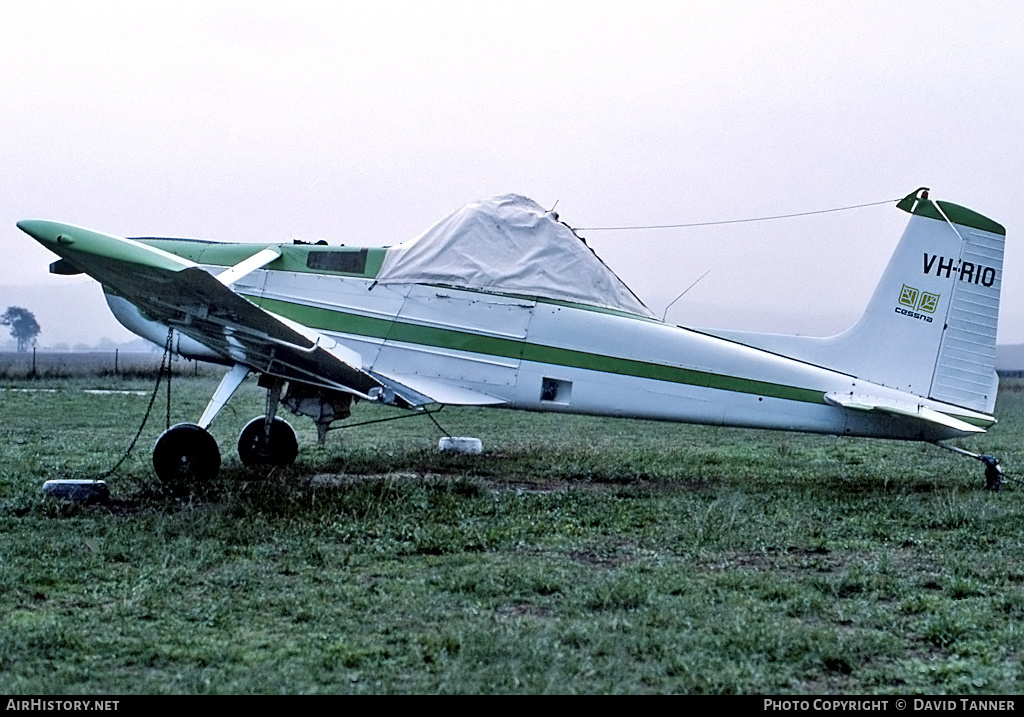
left=237, top=416, right=299, bottom=467
left=152, top=423, right=221, bottom=487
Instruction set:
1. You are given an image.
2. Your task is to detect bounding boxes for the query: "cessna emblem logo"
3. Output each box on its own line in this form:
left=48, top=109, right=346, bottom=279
left=896, top=285, right=938, bottom=323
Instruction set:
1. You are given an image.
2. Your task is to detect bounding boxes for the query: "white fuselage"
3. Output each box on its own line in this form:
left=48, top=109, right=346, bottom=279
left=210, top=263, right=989, bottom=442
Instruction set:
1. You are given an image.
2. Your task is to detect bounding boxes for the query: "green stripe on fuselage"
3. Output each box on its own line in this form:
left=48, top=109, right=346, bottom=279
left=248, top=295, right=828, bottom=405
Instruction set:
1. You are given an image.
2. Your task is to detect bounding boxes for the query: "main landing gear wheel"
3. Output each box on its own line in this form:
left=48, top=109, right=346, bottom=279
left=237, top=415, right=299, bottom=467
left=153, top=423, right=221, bottom=487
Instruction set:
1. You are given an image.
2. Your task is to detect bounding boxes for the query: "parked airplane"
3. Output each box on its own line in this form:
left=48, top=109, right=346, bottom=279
left=16, top=188, right=1008, bottom=488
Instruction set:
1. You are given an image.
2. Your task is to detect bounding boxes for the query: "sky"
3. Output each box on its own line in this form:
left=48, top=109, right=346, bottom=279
left=1, top=0, right=1022, bottom=347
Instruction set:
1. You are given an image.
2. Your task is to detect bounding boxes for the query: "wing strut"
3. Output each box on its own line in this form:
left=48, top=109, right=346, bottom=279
left=215, top=247, right=282, bottom=286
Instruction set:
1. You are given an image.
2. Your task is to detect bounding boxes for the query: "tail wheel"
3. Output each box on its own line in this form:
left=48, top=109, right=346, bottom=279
left=238, top=415, right=298, bottom=467
left=153, top=423, right=221, bottom=487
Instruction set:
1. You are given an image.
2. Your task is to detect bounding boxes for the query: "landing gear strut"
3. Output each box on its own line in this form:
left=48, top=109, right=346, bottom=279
left=150, top=366, right=311, bottom=485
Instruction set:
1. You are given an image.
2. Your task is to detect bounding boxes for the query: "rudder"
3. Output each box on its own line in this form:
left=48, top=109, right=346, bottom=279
left=916, top=191, right=1005, bottom=413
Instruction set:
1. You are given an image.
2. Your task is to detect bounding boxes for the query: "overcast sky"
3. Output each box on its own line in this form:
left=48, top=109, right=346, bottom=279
left=2, top=1, right=1022, bottom=347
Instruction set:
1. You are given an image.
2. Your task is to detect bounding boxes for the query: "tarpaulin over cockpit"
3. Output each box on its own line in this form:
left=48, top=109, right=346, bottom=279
left=375, top=194, right=655, bottom=318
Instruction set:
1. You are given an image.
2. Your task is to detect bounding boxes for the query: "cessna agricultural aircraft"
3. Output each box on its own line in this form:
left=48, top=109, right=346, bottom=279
left=16, top=188, right=1008, bottom=487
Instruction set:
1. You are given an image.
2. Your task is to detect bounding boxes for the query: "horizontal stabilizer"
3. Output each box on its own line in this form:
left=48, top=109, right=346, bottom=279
left=824, top=392, right=985, bottom=434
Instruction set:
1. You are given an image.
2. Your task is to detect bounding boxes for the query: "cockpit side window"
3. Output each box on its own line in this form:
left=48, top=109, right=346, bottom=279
left=307, top=249, right=368, bottom=274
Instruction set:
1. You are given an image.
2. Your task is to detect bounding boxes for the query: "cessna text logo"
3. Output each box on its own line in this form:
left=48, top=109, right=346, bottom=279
left=896, top=284, right=938, bottom=323
left=923, top=253, right=997, bottom=287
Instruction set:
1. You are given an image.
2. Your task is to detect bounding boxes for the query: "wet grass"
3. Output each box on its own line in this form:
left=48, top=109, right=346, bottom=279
left=1, top=373, right=1024, bottom=694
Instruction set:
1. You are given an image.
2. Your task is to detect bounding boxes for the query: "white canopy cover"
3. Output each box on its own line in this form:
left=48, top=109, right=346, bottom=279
left=376, top=194, right=654, bottom=318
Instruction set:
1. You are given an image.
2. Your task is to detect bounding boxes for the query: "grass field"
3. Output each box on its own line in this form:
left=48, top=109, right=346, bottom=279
left=2, top=365, right=1024, bottom=694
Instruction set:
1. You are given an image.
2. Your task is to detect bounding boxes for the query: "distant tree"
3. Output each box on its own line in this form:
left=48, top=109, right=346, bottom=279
left=1, top=306, right=41, bottom=351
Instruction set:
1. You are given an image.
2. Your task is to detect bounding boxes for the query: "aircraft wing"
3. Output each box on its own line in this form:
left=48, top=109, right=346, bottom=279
left=824, top=392, right=986, bottom=434
left=17, top=220, right=498, bottom=408
left=130, top=265, right=393, bottom=399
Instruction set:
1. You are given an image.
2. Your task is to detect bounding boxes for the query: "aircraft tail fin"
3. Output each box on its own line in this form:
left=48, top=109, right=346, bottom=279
left=707, top=188, right=1006, bottom=414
